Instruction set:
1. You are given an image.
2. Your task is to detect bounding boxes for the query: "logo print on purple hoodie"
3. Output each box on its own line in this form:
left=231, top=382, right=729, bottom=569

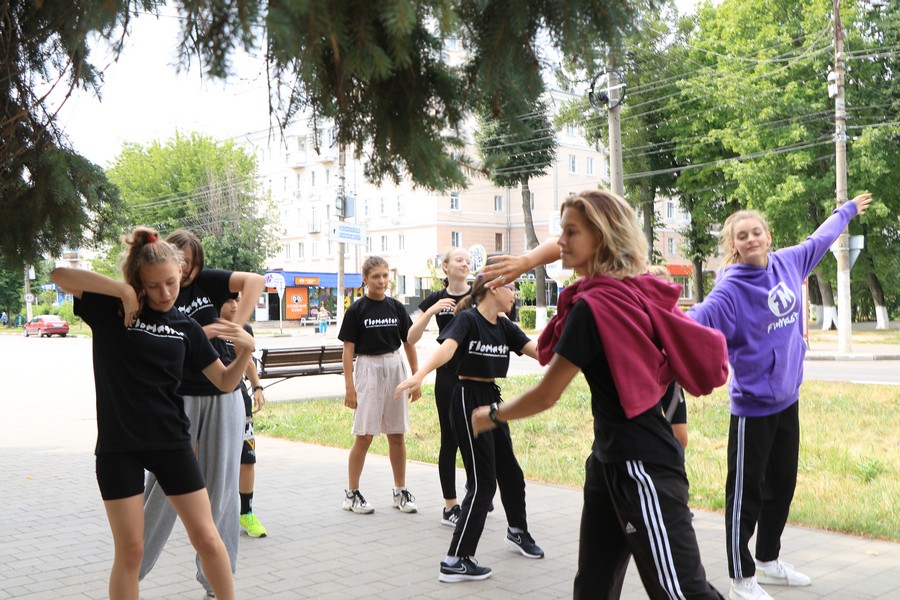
left=767, top=282, right=796, bottom=317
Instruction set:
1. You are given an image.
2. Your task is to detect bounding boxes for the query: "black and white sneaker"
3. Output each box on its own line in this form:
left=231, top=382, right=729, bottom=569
left=441, top=504, right=461, bottom=527
left=439, top=556, right=492, bottom=582
left=505, top=528, right=544, bottom=559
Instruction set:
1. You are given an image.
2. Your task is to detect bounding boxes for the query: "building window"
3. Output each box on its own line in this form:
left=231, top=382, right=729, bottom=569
left=312, top=242, right=318, bottom=257
left=494, top=195, right=503, bottom=213
left=325, top=169, right=330, bottom=185
left=364, top=198, right=369, bottom=217
left=450, top=191, right=460, bottom=211
left=667, top=201, right=675, bottom=220
left=396, top=195, right=403, bottom=214
left=495, top=233, right=503, bottom=252
left=568, top=155, right=577, bottom=174
left=380, top=197, right=385, bottom=215
left=398, top=234, right=405, bottom=250
left=284, top=244, right=291, bottom=259
left=451, top=231, right=461, bottom=247
left=296, top=173, right=302, bottom=190
left=328, top=240, right=333, bottom=255
left=311, top=170, right=316, bottom=187
left=398, top=275, right=407, bottom=295
left=381, top=235, right=388, bottom=251
left=667, top=238, right=677, bottom=256
left=298, top=242, right=304, bottom=258
left=566, top=123, right=575, bottom=136
left=587, top=157, right=595, bottom=176
left=366, top=237, right=372, bottom=252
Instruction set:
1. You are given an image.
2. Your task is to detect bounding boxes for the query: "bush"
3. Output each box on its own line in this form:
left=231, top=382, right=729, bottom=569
left=57, top=301, right=81, bottom=327
left=519, top=306, right=536, bottom=329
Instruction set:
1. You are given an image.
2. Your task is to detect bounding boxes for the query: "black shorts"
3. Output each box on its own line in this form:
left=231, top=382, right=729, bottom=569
left=95, top=447, right=205, bottom=501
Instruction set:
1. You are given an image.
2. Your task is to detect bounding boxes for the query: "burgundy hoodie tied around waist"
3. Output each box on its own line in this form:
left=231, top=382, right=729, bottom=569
left=538, top=274, right=729, bottom=419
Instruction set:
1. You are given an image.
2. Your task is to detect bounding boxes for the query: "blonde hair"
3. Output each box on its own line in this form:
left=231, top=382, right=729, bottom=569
left=440, top=247, right=468, bottom=287
left=561, top=190, right=647, bottom=279
left=719, top=210, right=772, bottom=266
left=121, top=226, right=185, bottom=301
left=648, top=265, right=672, bottom=281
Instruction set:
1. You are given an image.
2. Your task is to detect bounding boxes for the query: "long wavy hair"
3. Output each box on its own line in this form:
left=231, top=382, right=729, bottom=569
left=561, top=190, right=647, bottom=279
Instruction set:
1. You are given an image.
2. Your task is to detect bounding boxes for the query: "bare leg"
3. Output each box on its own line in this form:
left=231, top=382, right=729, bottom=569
left=239, top=464, right=255, bottom=495
left=348, top=435, right=373, bottom=489
left=168, top=490, right=235, bottom=600
left=104, top=494, right=144, bottom=600
left=386, top=433, right=407, bottom=488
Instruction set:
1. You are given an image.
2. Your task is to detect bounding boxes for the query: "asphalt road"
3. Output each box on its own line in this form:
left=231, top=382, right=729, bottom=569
left=5, top=333, right=894, bottom=412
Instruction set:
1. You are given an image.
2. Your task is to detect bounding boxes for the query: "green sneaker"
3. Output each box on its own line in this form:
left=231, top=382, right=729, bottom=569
left=240, top=512, right=268, bottom=538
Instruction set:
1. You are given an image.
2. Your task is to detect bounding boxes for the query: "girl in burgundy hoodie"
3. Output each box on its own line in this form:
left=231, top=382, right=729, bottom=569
left=473, top=190, right=729, bottom=600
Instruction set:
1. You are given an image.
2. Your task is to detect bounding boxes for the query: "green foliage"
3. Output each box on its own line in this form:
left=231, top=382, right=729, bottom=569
left=107, top=132, right=279, bottom=273
left=518, top=306, right=536, bottom=329
left=0, top=0, right=152, bottom=268
left=518, top=280, right=536, bottom=303
left=56, top=301, right=80, bottom=327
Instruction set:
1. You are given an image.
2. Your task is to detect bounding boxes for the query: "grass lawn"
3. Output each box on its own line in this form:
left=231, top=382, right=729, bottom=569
left=256, top=374, right=899, bottom=542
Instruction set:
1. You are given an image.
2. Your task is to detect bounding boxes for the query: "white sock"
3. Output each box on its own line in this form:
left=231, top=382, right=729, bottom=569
left=444, top=555, right=460, bottom=566
left=757, top=559, right=778, bottom=568
left=509, top=526, right=524, bottom=534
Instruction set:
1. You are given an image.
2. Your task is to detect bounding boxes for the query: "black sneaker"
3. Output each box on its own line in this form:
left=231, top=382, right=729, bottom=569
left=441, top=504, right=461, bottom=527
left=505, top=528, right=544, bottom=559
left=439, top=556, right=492, bottom=582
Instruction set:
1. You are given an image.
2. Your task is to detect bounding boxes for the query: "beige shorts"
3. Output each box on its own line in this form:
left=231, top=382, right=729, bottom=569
left=352, top=351, right=409, bottom=436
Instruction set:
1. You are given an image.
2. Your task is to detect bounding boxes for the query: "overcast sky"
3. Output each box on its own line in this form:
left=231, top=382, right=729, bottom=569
left=57, top=2, right=701, bottom=168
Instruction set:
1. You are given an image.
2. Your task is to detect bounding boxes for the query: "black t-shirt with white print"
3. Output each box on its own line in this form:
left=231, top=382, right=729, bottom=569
left=75, top=292, right=219, bottom=455
left=174, top=268, right=234, bottom=395
left=438, top=308, right=530, bottom=379
left=338, top=295, right=412, bottom=355
left=553, top=300, right=683, bottom=466
left=418, top=287, right=471, bottom=332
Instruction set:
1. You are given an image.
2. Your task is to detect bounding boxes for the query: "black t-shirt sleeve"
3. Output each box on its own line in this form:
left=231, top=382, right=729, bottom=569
left=554, top=300, right=603, bottom=368
left=437, top=309, right=471, bottom=346
left=197, top=269, right=234, bottom=311
left=74, top=291, right=123, bottom=333
left=185, top=317, right=220, bottom=373
left=502, top=317, right=531, bottom=355
left=338, top=301, right=359, bottom=343
left=418, top=291, right=440, bottom=313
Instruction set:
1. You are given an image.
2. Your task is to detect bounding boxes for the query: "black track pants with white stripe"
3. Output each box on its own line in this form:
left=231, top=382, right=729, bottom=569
left=725, top=402, right=800, bottom=579
left=574, top=454, right=724, bottom=600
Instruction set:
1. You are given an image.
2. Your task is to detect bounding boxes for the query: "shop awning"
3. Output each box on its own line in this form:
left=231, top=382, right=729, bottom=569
left=265, top=270, right=363, bottom=289
left=666, top=264, right=694, bottom=277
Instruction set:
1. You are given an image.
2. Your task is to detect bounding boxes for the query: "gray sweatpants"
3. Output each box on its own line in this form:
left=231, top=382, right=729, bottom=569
left=139, top=390, right=244, bottom=593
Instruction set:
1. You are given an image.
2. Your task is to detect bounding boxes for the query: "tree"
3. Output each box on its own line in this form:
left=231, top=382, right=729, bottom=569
left=106, top=132, right=278, bottom=273
left=477, top=97, right=557, bottom=325
left=0, top=0, right=157, bottom=269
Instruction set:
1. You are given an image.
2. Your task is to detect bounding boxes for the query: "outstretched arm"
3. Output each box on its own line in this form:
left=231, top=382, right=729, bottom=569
left=407, top=298, right=455, bottom=344
left=480, top=238, right=560, bottom=288
left=51, top=268, right=140, bottom=327
left=394, top=339, right=458, bottom=400
left=471, top=352, right=580, bottom=436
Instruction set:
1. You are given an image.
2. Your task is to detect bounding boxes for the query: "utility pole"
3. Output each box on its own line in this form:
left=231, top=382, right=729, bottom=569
left=607, top=54, right=625, bottom=197
left=337, top=144, right=346, bottom=323
left=833, top=0, right=852, bottom=353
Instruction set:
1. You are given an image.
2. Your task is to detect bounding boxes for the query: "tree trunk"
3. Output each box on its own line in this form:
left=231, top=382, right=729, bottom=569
left=865, top=272, right=889, bottom=330
left=692, top=257, right=704, bottom=302
left=807, top=274, right=823, bottom=327
left=816, top=274, right=837, bottom=330
left=521, top=179, right=548, bottom=328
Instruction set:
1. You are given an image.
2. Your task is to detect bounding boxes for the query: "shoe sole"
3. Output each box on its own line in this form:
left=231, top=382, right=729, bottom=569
left=504, top=537, right=544, bottom=559
left=342, top=505, right=375, bottom=514
left=439, top=571, right=492, bottom=583
left=394, top=505, right=417, bottom=513
left=728, top=589, right=772, bottom=600
left=240, top=528, right=267, bottom=538
left=441, top=518, right=457, bottom=527
left=756, top=575, right=810, bottom=587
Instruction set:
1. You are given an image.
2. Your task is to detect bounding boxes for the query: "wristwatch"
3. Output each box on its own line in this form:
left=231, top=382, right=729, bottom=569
left=252, top=385, right=264, bottom=393
left=488, top=402, right=503, bottom=425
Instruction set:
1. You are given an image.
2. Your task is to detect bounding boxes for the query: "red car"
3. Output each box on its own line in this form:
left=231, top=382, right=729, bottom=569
left=24, top=315, right=69, bottom=338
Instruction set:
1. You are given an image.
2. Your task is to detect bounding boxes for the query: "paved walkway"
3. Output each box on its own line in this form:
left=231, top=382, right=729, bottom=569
left=1, top=327, right=898, bottom=599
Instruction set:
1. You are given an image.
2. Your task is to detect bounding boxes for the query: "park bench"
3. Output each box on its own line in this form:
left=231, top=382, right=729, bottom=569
left=257, top=345, right=346, bottom=388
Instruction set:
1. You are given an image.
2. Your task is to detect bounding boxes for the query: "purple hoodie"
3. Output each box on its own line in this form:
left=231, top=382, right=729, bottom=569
left=688, top=202, right=859, bottom=417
